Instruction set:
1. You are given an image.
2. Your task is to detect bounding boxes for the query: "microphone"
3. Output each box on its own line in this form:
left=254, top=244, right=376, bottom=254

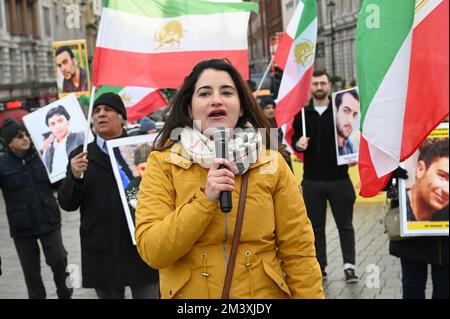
left=214, top=126, right=232, bottom=213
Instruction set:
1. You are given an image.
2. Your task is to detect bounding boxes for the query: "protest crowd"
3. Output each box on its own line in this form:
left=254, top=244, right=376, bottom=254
left=0, top=0, right=448, bottom=301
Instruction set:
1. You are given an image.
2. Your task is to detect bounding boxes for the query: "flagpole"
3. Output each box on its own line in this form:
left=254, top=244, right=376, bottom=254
left=81, top=86, right=96, bottom=179
left=254, top=55, right=275, bottom=98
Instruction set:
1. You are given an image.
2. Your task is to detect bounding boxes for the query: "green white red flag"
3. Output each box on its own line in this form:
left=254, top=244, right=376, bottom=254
left=93, top=0, right=258, bottom=89
left=357, top=0, right=449, bottom=197
left=273, top=0, right=317, bottom=157
left=95, top=86, right=168, bottom=123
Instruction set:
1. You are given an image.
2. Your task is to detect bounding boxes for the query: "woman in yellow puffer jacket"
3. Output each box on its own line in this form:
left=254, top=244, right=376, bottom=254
left=135, top=59, right=324, bottom=299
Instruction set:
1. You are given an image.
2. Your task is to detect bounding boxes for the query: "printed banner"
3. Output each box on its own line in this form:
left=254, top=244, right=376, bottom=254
left=332, top=87, right=361, bottom=166
left=53, top=40, right=91, bottom=98
left=23, top=94, right=94, bottom=183
left=399, top=122, right=449, bottom=237
left=107, top=134, right=158, bottom=244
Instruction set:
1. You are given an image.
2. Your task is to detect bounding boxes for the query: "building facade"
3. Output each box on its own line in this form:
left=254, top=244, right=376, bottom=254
left=0, top=0, right=100, bottom=111
left=248, top=0, right=284, bottom=74
left=280, top=0, right=361, bottom=88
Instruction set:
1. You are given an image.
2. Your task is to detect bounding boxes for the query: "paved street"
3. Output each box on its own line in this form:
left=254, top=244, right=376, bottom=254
left=0, top=193, right=432, bottom=299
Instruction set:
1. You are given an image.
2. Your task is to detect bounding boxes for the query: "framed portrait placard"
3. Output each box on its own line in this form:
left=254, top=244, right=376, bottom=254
left=22, top=94, right=94, bottom=184
left=52, top=39, right=91, bottom=98
left=331, top=87, right=361, bottom=166
left=107, top=134, right=158, bottom=244
left=399, top=122, right=449, bottom=237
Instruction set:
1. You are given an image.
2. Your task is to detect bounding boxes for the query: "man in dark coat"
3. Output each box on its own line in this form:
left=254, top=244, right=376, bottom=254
left=58, top=93, right=159, bottom=299
left=0, top=119, right=72, bottom=299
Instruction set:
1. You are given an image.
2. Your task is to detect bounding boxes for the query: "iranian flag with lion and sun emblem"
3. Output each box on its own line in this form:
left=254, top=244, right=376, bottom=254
left=273, top=0, right=317, bottom=155
left=93, top=0, right=258, bottom=89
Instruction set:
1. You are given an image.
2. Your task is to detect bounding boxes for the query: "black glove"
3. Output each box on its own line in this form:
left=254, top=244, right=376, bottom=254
left=391, top=167, right=408, bottom=180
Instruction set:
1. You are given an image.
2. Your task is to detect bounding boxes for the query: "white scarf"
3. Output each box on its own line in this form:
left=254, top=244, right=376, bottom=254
left=180, top=124, right=263, bottom=175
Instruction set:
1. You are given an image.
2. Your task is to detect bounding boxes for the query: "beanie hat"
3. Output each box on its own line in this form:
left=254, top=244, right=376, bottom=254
left=1, top=119, right=26, bottom=145
left=93, top=92, right=127, bottom=120
left=139, top=117, right=156, bottom=132
left=259, top=96, right=276, bottom=109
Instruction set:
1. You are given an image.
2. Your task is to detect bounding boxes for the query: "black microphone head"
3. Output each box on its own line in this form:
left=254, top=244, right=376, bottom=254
left=214, top=126, right=230, bottom=160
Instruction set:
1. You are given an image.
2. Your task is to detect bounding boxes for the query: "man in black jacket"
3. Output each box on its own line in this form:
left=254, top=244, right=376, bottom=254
left=292, top=71, right=358, bottom=283
left=58, top=93, right=159, bottom=299
left=0, top=119, right=72, bottom=299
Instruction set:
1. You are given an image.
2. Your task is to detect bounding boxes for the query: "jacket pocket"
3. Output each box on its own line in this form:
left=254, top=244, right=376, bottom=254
left=7, top=204, right=33, bottom=232
left=3, top=172, right=24, bottom=190
left=262, top=261, right=292, bottom=298
left=42, top=197, right=61, bottom=224
left=33, top=164, right=50, bottom=183
left=160, top=265, right=191, bottom=299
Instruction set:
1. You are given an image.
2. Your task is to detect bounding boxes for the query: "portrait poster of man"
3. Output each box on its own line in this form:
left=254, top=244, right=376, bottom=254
left=53, top=40, right=91, bottom=98
left=22, top=94, right=94, bottom=184
left=332, top=87, right=361, bottom=166
left=399, top=122, right=449, bottom=237
left=107, top=134, right=158, bottom=244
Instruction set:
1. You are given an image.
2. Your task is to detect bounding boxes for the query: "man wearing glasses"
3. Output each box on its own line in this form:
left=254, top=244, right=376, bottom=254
left=0, top=119, right=72, bottom=299
left=292, top=71, right=359, bottom=284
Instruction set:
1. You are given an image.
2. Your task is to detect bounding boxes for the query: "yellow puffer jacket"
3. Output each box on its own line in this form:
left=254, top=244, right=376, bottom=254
left=135, top=145, right=324, bottom=299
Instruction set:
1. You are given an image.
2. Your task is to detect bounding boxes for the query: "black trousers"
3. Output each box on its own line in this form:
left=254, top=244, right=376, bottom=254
left=302, top=178, right=356, bottom=270
left=401, top=258, right=449, bottom=299
left=95, top=282, right=160, bottom=299
left=13, top=228, right=72, bottom=299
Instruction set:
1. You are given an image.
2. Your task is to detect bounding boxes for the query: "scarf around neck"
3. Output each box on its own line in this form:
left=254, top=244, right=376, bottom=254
left=180, top=124, right=263, bottom=175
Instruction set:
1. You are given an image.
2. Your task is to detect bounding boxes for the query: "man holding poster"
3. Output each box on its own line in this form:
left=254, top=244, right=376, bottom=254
left=292, top=71, right=359, bottom=284
left=57, top=93, right=158, bottom=299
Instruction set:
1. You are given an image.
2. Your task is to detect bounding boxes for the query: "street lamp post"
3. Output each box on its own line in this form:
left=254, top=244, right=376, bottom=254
left=327, top=1, right=336, bottom=78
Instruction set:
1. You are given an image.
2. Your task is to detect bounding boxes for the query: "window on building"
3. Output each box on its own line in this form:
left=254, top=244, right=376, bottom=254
left=0, top=1, right=4, bottom=31
left=43, top=6, right=51, bottom=37
left=54, top=1, right=59, bottom=25
left=23, top=50, right=35, bottom=83
left=15, top=0, right=23, bottom=34
left=48, top=51, right=55, bottom=81
left=10, top=48, right=18, bottom=83
left=0, top=48, right=7, bottom=84
left=286, top=1, right=294, bottom=10
left=316, top=43, right=325, bottom=58
left=5, top=0, right=10, bottom=33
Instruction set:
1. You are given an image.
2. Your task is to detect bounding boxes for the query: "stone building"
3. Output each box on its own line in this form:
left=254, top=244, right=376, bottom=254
left=280, top=0, right=361, bottom=87
left=0, top=0, right=100, bottom=110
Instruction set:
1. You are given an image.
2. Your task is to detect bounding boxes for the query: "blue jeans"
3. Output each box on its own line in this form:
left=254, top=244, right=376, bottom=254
left=401, top=258, right=449, bottom=299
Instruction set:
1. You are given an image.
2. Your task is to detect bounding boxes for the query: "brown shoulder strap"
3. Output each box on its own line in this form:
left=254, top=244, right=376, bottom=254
left=221, top=171, right=249, bottom=299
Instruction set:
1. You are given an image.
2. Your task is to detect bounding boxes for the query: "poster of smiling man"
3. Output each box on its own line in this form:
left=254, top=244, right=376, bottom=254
left=23, top=94, right=94, bottom=184
left=399, top=122, right=449, bottom=237
left=107, top=134, right=158, bottom=244
left=53, top=40, right=91, bottom=98
left=332, top=87, right=361, bottom=166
